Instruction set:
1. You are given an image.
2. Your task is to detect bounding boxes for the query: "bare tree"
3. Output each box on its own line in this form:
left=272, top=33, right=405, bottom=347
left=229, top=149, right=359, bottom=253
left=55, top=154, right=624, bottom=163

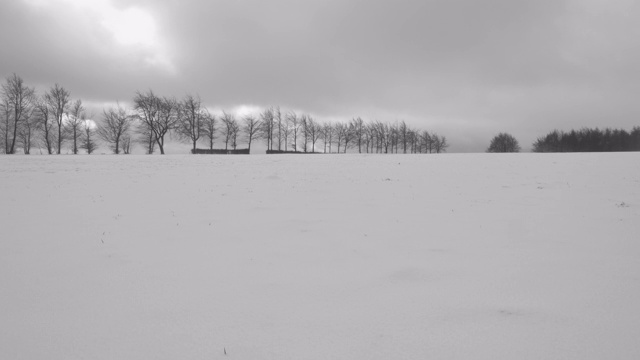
left=18, top=106, right=38, bottom=154
left=389, top=122, right=399, bottom=153
left=155, top=96, right=180, bottom=154
left=282, top=114, right=291, bottom=151
left=418, top=130, right=428, bottom=153
left=346, top=122, right=356, bottom=153
left=242, top=114, right=262, bottom=152
left=177, top=94, right=205, bottom=153
left=286, top=111, right=300, bottom=151
left=432, top=133, right=450, bottom=153
left=98, top=105, right=133, bottom=154
left=351, top=117, right=365, bottom=153
left=67, top=99, right=85, bottom=154
left=220, top=111, right=238, bottom=150
left=203, top=113, right=217, bottom=150
left=136, top=121, right=156, bottom=154
left=408, top=128, right=419, bottom=153
left=1, top=74, right=35, bottom=154
left=122, top=135, right=132, bottom=154
left=133, top=90, right=179, bottom=155
left=335, top=122, right=345, bottom=153
left=335, top=122, right=355, bottom=153
left=365, top=122, right=376, bottom=153
left=131, top=92, right=156, bottom=154
left=439, top=135, right=449, bottom=153
left=398, top=120, right=409, bottom=153
left=275, top=106, right=283, bottom=150
left=259, top=107, right=275, bottom=150
left=307, top=116, right=321, bottom=153
left=133, top=91, right=159, bottom=145
left=45, top=83, right=71, bottom=154
left=379, top=122, right=392, bottom=153
left=80, top=120, right=98, bottom=154
left=321, top=121, right=333, bottom=153
left=33, top=97, right=55, bottom=154
left=372, top=121, right=383, bottom=153
left=300, top=114, right=309, bottom=152
left=1, top=96, right=11, bottom=153
left=362, top=123, right=371, bottom=153
left=230, top=121, right=240, bottom=150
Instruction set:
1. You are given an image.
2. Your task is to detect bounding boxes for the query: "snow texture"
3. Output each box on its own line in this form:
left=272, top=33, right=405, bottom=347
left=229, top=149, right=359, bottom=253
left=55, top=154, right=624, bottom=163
left=1, top=153, right=639, bottom=359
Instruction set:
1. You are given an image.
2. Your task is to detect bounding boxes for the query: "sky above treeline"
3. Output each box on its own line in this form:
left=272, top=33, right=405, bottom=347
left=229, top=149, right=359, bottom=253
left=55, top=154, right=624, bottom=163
left=1, top=0, right=639, bottom=152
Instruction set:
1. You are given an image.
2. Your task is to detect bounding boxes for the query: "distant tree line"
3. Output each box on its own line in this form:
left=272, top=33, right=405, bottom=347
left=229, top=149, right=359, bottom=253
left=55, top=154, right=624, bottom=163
left=249, top=107, right=449, bottom=154
left=0, top=74, right=450, bottom=155
left=532, top=127, right=640, bottom=152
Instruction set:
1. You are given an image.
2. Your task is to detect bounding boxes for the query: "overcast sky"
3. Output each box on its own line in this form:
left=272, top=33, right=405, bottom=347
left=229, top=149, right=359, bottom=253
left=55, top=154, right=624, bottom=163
left=2, top=0, right=639, bottom=152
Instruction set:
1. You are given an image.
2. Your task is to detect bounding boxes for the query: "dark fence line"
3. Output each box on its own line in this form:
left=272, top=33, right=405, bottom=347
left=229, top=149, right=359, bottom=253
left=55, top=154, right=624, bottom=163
left=266, top=150, right=322, bottom=154
left=192, top=148, right=250, bottom=154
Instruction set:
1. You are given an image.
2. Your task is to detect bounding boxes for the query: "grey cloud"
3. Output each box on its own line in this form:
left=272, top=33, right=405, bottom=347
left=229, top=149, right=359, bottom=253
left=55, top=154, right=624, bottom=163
left=2, top=0, right=639, bottom=152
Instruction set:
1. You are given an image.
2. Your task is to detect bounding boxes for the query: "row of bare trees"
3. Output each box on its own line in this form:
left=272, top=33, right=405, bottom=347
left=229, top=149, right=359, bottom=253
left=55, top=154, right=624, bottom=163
left=253, top=107, right=449, bottom=154
left=178, top=106, right=449, bottom=154
left=1, top=74, right=83, bottom=155
left=0, top=75, right=211, bottom=155
left=0, top=74, right=114, bottom=155
left=1, top=75, right=449, bottom=155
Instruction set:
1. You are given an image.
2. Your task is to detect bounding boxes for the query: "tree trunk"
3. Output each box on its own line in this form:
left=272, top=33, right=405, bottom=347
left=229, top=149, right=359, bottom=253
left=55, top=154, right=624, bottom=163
left=57, top=124, right=62, bottom=154
left=45, top=127, right=52, bottom=154
left=3, top=117, right=8, bottom=154
left=9, top=108, right=19, bottom=154
left=147, top=132, right=154, bottom=154
left=155, top=135, right=165, bottom=155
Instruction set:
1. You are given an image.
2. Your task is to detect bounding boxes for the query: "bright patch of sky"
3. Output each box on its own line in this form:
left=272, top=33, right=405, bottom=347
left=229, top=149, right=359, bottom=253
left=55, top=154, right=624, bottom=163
left=102, top=7, right=157, bottom=47
left=22, top=0, right=174, bottom=73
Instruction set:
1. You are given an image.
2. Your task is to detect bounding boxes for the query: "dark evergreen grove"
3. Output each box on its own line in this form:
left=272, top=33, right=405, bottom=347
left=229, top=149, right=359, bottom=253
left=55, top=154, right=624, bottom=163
left=532, top=127, right=640, bottom=153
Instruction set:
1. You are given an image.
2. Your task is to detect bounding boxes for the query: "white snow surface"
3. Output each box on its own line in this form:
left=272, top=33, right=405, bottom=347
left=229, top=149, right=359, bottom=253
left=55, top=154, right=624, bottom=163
left=1, top=153, right=639, bottom=359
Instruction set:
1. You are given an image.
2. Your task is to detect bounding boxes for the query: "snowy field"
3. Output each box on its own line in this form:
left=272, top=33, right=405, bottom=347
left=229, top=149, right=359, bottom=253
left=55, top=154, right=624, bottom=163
left=1, top=153, right=639, bottom=360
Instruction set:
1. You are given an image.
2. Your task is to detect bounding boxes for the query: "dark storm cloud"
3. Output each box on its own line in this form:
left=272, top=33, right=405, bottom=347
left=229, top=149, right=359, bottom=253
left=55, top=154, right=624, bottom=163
left=1, top=0, right=174, bottom=102
left=165, top=1, right=567, bottom=106
left=2, top=0, right=639, bottom=151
